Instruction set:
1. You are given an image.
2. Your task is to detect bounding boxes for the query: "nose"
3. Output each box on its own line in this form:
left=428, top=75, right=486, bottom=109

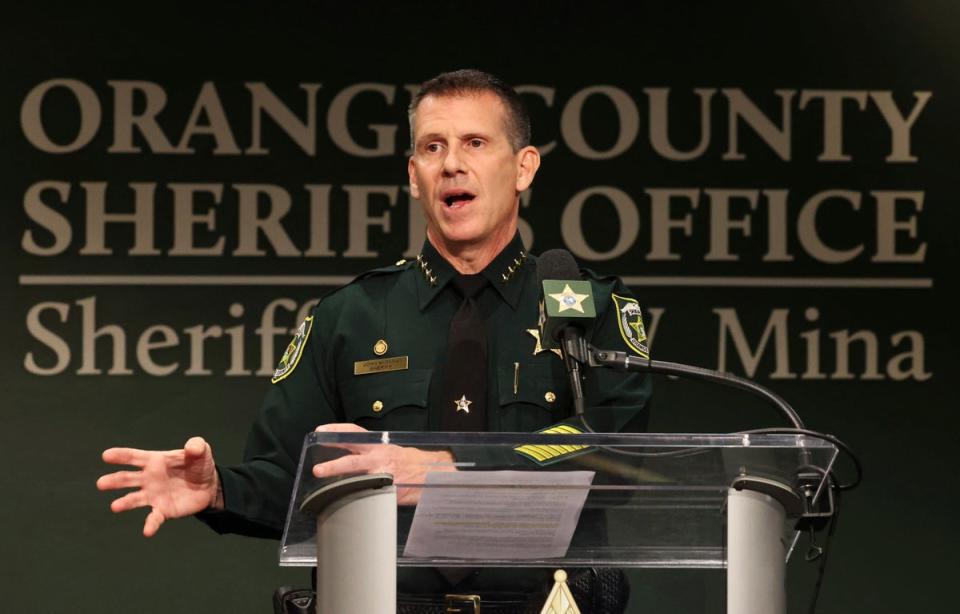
left=441, top=146, right=465, bottom=176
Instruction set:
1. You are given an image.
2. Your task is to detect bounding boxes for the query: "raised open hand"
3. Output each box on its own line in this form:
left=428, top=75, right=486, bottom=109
left=97, top=436, right=220, bottom=537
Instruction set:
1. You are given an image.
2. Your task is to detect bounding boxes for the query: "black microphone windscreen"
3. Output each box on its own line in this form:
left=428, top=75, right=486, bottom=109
left=537, top=249, right=580, bottom=283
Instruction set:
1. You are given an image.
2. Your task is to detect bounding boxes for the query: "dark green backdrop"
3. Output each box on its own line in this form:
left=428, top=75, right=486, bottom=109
left=3, top=2, right=957, bottom=612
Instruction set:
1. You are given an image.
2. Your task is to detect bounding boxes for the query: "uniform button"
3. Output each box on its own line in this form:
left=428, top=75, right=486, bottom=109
left=372, top=400, right=384, bottom=412
left=395, top=259, right=407, bottom=266
left=374, top=339, right=388, bottom=355
left=545, top=391, right=556, bottom=403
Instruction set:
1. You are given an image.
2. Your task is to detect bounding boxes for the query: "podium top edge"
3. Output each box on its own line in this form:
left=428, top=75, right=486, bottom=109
left=304, top=431, right=836, bottom=449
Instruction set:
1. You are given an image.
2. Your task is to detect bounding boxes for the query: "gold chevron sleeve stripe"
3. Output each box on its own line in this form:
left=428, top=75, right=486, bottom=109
left=515, top=445, right=550, bottom=462
left=514, top=424, right=591, bottom=465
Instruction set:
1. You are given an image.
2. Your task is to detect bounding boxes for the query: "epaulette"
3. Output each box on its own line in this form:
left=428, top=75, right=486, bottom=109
left=273, top=258, right=415, bottom=384
left=576, top=267, right=645, bottom=322
left=351, top=257, right=416, bottom=282
left=313, top=257, right=415, bottom=304
left=579, top=266, right=620, bottom=284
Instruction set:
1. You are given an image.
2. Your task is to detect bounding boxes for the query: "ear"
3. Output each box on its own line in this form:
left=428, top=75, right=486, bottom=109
left=515, top=146, right=541, bottom=193
left=408, top=156, right=421, bottom=200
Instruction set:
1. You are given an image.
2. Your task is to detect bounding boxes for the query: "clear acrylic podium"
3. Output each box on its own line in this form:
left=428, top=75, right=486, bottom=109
left=280, top=430, right=837, bottom=614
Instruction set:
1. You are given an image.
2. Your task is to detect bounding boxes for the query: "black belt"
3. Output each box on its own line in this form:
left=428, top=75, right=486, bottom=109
left=396, top=568, right=629, bottom=614
left=397, top=592, right=538, bottom=614
left=275, top=569, right=629, bottom=614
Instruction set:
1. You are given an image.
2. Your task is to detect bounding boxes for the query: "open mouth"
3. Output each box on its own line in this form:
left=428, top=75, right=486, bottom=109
left=441, top=190, right=476, bottom=209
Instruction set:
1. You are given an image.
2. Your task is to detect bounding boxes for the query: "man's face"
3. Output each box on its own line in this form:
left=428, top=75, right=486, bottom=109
left=408, top=92, right=539, bottom=252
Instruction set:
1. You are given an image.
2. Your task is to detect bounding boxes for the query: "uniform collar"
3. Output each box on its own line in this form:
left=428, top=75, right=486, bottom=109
left=415, top=232, right=529, bottom=311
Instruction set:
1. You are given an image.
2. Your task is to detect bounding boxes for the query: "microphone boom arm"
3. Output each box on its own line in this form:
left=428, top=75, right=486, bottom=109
left=586, top=345, right=806, bottom=430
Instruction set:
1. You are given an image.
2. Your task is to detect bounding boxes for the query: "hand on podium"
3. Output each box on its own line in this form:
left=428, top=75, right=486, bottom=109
left=312, top=423, right=455, bottom=505
left=97, top=436, right=221, bottom=537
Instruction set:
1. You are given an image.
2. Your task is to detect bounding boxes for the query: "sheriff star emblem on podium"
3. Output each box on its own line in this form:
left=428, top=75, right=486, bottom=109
left=548, top=284, right=590, bottom=313
left=539, top=569, right=581, bottom=614
left=454, top=395, right=472, bottom=413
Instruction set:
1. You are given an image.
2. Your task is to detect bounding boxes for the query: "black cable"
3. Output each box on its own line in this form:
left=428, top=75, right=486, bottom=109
left=575, top=351, right=863, bottom=491
left=739, top=428, right=862, bottom=491
left=807, top=479, right=841, bottom=614
left=577, top=414, right=862, bottom=488
left=576, top=412, right=711, bottom=459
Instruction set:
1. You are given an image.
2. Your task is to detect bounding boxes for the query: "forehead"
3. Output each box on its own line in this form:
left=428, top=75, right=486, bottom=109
left=413, top=92, right=509, bottom=140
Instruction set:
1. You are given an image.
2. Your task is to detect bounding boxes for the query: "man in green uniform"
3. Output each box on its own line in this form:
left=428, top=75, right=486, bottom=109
left=98, top=69, right=651, bottom=612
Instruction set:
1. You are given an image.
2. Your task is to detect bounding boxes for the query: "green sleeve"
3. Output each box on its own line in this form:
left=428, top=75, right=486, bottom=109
left=580, top=274, right=653, bottom=433
left=198, top=305, right=341, bottom=537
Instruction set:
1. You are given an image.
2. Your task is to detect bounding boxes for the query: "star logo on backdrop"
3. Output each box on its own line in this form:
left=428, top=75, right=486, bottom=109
left=549, top=284, right=590, bottom=313
left=454, top=395, right=472, bottom=413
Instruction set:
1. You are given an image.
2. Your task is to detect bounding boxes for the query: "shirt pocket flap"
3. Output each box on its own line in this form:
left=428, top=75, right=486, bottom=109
left=339, top=368, right=432, bottom=420
left=497, top=363, right=570, bottom=410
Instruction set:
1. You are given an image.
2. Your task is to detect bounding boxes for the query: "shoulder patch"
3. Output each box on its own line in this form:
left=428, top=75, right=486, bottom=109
left=271, top=315, right=314, bottom=384
left=611, top=293, right=650, bottom=358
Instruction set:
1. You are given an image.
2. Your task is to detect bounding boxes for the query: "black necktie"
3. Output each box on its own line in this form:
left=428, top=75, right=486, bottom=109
left=439, top=274, right=488, bottom=431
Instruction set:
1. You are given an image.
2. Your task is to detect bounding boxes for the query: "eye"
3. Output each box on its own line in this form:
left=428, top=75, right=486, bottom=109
left=424, top=142, right=443, bottom=153
left=468, top=138, right=484, bottom=148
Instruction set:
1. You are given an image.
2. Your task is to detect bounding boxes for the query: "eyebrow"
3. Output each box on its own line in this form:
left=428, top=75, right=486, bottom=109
left=460, top=132, right=491, bottom=141
left=417, top=132, right=446, bottom=145
left=416, top=131, right=493, bottom=145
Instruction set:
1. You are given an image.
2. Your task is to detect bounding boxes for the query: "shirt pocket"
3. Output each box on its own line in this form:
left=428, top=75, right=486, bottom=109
left=496, top=362, right=571, bottom=431
left=338, top=368, right=432, bottom=430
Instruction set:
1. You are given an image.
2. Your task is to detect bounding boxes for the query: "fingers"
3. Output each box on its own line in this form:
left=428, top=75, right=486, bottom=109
left=316, top=441, right=367, bottom=454
left=314, top=423, right=371, bottom=454
left=143, top=509, right=166, bottom=538
left=96, top=470, right=141, bottom=491
left=397, top=486, right=424, bottom=506
left=183, top=436, right=208, bottom=458
left=313, top=455, right=369, bottom=478
left=107, top=488, right=165, bottom=538
left=315, top=423, right=369, bottom=433
left=109, top=490, right=147, bottom=513
left=101, top=447, right=146, bottom=467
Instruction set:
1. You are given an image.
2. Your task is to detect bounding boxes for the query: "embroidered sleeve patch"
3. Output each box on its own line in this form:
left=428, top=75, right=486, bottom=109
left=514, top=423, right=593, bottom=466
left=271, top=316, right=314, bottom=384
left=611, top=293, right=649, bottom=358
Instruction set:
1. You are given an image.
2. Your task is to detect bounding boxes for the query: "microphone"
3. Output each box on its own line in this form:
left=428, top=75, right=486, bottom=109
left=537, top=249, right=595, bottom=416
left=536, top=249, right=596, bottom=349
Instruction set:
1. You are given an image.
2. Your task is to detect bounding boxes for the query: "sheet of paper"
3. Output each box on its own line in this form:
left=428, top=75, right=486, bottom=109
left=402, top=470, right=595, bottom=560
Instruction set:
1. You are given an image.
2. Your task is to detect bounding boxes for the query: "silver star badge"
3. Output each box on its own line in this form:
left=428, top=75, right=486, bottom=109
left=454, top=395, right=472, bottom=413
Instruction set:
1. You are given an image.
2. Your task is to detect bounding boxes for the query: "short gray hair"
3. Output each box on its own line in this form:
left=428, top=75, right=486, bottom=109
left=408, top=69, right=531, bottom=152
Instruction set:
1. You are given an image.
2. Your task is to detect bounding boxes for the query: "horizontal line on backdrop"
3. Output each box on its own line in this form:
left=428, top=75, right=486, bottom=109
left=620, top=276, right=933, bottom=288
left=18, top=274, right=933, bottom=288
left=18, top=275, right=356, bottom=286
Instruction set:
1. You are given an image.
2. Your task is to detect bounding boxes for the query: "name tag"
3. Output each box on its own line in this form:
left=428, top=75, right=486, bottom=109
left=354, top=356, right=409, bottom=375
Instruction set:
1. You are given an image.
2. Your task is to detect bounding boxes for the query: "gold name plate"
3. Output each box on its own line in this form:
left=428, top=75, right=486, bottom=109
left=354, top=356, right=409, bottom=375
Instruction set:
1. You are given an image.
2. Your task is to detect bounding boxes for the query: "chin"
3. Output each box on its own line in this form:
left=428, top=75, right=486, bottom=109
left=440, top=231, right=483, bottom=246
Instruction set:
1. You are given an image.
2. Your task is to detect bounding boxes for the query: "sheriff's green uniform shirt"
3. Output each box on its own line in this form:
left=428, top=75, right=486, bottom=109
left=201, top=234, right=652, bottom=589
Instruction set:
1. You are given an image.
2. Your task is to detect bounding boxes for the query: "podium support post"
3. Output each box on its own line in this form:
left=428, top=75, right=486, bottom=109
left=727, top=487, right=788, bottom=614
left=303, top=475, right=397, bottom=614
